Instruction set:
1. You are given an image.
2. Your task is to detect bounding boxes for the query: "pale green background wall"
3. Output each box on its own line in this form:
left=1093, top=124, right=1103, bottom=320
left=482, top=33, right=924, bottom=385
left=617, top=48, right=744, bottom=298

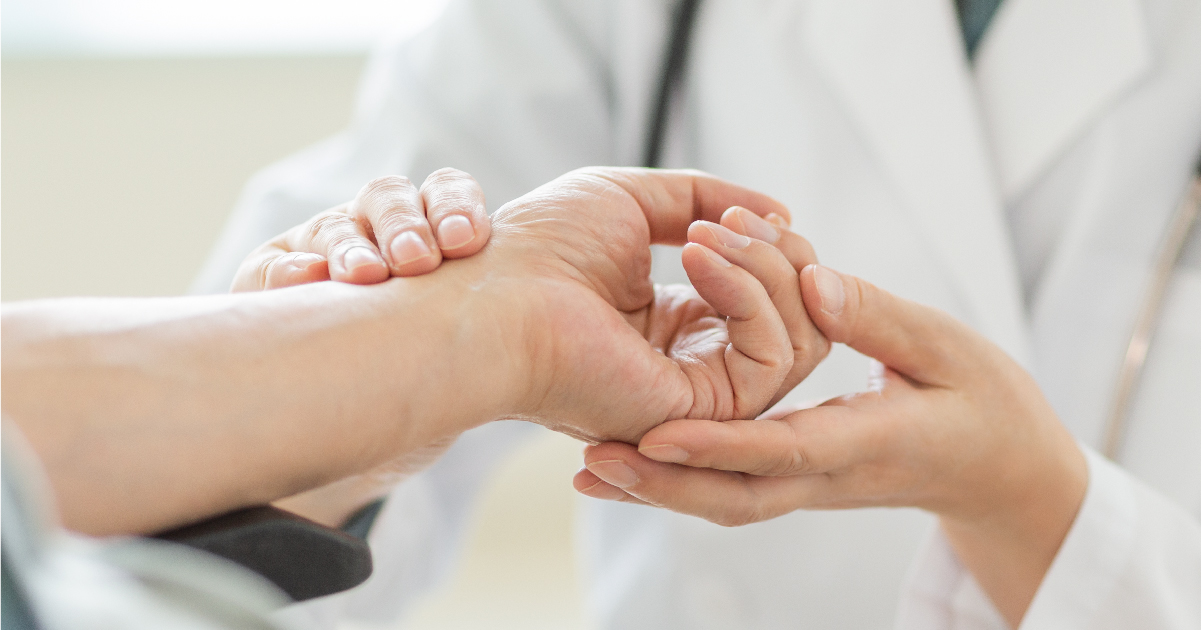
left=2, top=55, right=590, bottom=630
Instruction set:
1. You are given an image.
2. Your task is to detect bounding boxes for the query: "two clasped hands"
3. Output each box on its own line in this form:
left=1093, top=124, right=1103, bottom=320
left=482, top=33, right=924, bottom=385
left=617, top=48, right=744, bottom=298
left=2, top=166, right=1084, bottom=626
left=238, top=167, right=1085, bottom=624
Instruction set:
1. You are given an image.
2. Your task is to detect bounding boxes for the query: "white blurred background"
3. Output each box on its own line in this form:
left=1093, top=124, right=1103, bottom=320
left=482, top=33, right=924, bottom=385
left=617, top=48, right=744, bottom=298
left=2, top=2, right=592, bottom=628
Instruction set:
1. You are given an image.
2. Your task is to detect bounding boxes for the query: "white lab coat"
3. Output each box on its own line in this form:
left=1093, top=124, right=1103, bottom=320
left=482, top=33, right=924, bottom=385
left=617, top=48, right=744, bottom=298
left=194, top=0, right=1201, bottom=627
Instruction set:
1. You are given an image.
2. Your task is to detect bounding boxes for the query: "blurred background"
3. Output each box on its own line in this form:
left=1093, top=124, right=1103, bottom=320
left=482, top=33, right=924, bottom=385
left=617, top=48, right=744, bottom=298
left=2, top=1, right=591, bottom=628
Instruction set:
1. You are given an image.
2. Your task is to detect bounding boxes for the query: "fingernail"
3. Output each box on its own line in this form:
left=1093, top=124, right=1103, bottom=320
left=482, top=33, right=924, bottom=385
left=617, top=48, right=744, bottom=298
left=288, top=252, right=325, bottom=271
left=765, top=213, right=789, bottom=228
left=639, top=444, right=689, bottom=463
left=343, top=246, right=384, bottom=272
left=580, top=479, right=630, bottom=501
left=737, top=210, right=781, bottom=244
left=813, top=265, right=845, bottom=315
left=704, top=223, right=752, bottom=249
left=586, top=460, right=639, bottom=488
left=436, top=215, right=475, bottom=250
left=691, top=243, right=734, bottom=268
left=390, top=231, right=433, bottom=266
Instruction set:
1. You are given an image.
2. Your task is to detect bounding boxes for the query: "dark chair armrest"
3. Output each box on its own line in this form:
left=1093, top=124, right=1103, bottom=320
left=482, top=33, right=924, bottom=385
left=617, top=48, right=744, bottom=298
left=154, top=505, right=372, bottom=602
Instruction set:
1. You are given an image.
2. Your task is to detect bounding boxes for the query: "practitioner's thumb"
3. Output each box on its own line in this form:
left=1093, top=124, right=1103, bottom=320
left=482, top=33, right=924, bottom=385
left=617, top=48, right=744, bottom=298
left=799, top=264, right=974, bottom=386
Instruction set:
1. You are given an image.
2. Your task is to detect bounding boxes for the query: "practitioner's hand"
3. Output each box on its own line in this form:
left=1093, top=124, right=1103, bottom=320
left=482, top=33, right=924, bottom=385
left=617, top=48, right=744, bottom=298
left=575, top=264, right=1086, bottom=627
left=231, top=168, right=491, bottom=291
left=237, top=168, right=489, bottom=526
left=461, top=168, right=828, bottom=444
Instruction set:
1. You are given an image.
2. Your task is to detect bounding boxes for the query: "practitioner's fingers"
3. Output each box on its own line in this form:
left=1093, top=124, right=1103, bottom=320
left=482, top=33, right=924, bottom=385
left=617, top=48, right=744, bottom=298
left=349, top=175, right=441, bottom=276
left=420, top=168, right=491, bottom=259
left=279, top=206, right=390, bottom=284
left=637, top=402, right=887, bottom=477
left=576, top=442, right=834, bottom=526
left=231, top=247, right=330, bottom=292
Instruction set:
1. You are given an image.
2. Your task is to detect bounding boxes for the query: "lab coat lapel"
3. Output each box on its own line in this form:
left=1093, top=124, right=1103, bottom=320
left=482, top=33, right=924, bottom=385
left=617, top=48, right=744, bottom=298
left=801, top=0, right=1031, bottom=361
left=973, top=0, right=1153, bottom=200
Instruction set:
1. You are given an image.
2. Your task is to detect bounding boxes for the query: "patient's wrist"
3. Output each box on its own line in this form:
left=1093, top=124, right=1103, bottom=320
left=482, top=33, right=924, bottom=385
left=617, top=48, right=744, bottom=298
left=368, top=255, right=533, bottom=436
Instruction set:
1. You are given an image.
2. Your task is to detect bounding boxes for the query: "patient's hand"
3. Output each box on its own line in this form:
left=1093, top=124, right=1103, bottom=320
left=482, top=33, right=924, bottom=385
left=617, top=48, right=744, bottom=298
left=231, top=168, right=491, bottom=291
left=449, top=168, right=829, bottom=443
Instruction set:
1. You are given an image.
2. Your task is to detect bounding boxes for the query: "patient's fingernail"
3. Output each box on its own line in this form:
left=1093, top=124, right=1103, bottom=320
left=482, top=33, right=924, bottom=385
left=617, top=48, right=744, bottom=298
left=765, top=213, right=789, bottom=228
left=639, top=444, right=690, bottom=463
left=343, top=246, right=384, bottom=272
left=706, top=223, right=752, bottom=249
left=587, top=460, right=639, bottom=488
left=436, top=215, right=475, bottom=250
left=391, top=231, right=433, bottom=266
left=813, top=265, right=845, bottom=315
left=738, top=210, right=781, bottom=244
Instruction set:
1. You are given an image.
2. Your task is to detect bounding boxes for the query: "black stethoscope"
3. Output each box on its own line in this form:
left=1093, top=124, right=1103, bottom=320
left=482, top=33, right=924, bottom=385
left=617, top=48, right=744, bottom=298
left=643, top=0, right=1201, bottom=461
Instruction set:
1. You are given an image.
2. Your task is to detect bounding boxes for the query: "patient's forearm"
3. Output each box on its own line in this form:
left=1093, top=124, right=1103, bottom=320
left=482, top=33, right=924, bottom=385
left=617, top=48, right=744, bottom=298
left=1, top=275, right=514, bottom=535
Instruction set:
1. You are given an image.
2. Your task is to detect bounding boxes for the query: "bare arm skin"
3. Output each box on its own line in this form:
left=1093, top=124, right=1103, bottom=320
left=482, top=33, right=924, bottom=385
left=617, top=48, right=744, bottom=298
left=2, top=273, right=516, bottom=536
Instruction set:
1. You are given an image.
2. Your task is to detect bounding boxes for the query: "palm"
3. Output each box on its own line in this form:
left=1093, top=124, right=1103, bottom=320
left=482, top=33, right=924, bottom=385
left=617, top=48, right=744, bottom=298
left=483, top=169, right=786, bottom=443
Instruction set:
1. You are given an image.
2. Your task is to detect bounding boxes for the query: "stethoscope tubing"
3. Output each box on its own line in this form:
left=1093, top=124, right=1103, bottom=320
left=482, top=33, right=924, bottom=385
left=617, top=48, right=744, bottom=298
left=1103, top=171, right=1201, bottom=460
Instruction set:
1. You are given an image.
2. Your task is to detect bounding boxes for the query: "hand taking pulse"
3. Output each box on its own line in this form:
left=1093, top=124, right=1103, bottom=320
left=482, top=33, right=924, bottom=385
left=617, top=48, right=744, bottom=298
left=231, top=167, right=492, bottom=291
left=228, top=168, right=492, bottom=525
left=575, top=263, right=1088, bottom=627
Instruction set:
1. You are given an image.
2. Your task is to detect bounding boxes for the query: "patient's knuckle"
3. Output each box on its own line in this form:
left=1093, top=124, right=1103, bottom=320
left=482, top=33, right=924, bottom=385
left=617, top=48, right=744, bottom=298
left=792, top=328, right=832, bottom=364
left=771, top=342, right=794, bottom=370
left=754, top=245, right=796, bottom=295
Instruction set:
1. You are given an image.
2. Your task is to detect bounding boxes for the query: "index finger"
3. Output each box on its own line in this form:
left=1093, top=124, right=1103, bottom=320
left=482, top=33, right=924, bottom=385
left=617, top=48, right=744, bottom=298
left=637, top=403, right=881, bottom=476
left=593, top=168, right=792, bottom=245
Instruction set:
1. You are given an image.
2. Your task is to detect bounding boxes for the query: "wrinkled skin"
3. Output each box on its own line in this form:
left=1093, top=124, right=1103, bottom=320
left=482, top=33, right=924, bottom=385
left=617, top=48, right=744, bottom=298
left=421, top=167, right=826, bottom=443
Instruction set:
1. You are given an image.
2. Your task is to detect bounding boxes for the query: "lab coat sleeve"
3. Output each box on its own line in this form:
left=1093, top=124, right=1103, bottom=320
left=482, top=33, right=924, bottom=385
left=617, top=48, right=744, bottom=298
left=894, top=446, right=1201, bottom=630
left=188, top=0, right=626, bottom=625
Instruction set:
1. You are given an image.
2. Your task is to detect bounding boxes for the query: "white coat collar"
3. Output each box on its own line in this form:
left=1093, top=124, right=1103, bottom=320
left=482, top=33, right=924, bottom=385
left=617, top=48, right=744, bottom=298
left=973, top=0, right=1153, bottom=199
left=801, top=0, right=1032, bottom=362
